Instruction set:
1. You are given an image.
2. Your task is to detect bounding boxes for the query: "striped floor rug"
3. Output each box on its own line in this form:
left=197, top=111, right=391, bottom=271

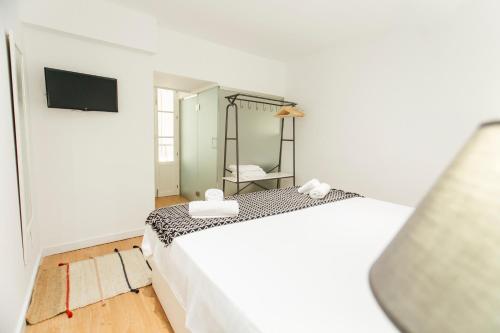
left=26, top=247, right=152, bottom=324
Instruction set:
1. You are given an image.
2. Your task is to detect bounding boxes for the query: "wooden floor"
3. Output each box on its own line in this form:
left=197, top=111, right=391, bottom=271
left=155, top=195, right=189, bottom=209
left=27, top=195, right=188, bottom=333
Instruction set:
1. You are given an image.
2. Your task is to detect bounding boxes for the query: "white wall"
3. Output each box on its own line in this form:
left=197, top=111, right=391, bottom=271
left=0, top=1, right=41, bottom=333
left=20, top=1, right=286, bottom=253
left=154, top=27, right=286, bottom=97
left=20, top=0, right=158, bottom=53
left=286, top=1, right=500, bottom=206
left=23, top=26, right=155, bottom=253
left=20, top=0, right=286, bottom=96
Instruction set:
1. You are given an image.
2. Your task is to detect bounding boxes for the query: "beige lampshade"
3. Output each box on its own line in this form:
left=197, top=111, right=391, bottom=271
left=370, top=121, right=500, bottom=333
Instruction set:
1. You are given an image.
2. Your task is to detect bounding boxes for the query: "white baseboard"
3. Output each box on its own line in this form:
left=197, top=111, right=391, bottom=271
left=42, top=227, right=145, bottom=256
left=16, top=251, right=42, bottom=333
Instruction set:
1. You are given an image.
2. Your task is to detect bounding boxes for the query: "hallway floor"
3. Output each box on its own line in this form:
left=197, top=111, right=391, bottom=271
left=155, top=195, right=188, bottom=209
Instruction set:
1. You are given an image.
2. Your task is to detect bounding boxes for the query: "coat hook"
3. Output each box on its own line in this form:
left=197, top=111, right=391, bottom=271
left=256, top=102, right=259, bottom=111
left=248, top=101, right=251, bottom=110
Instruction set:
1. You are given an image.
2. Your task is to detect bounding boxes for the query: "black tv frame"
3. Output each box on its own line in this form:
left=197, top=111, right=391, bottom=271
left=44, top=67, right=118, bottom=112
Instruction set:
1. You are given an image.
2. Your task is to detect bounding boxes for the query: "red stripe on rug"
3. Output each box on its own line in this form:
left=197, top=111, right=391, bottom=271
left=58, top=263, right=73, bottom=318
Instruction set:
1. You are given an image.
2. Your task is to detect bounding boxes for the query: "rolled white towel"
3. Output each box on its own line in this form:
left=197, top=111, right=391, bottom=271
left=298, top=178, right=320, bottom=194
left=309, top=183, right=332, bottom=200
left=205, top=188, right=224, bottom=201
left=228, top=164, right=263, bottom=173
left=189, top=200, right=239, bottom=218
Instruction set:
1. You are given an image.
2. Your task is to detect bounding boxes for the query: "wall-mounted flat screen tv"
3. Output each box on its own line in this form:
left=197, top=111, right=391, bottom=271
left=44, top=67, right=118, bottom=112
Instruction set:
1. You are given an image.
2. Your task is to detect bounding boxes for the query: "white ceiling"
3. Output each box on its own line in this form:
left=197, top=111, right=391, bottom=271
left=107, top=0, right=465, bottom=61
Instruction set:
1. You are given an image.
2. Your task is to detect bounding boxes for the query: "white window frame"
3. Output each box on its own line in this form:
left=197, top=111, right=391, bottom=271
left=156, top=87, right=177, bottom=164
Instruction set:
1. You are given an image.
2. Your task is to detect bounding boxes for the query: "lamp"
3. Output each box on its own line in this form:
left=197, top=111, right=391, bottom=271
left=370, top=121, right=500, bottom=333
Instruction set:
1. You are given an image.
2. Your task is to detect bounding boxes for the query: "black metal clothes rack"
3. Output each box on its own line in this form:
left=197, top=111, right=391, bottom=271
left=222, top=93, right=297, bottom=195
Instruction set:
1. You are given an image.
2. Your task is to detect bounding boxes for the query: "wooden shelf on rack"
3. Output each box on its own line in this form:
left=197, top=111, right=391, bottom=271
left=222, top=172, right=293, bottom=183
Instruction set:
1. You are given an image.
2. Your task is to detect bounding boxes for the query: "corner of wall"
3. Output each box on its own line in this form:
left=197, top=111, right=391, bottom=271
left=15, top=251, right=42, bottom=333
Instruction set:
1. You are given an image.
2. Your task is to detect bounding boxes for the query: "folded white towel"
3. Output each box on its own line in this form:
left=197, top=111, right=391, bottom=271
left=298, top=178, right=320, bottom=194
left=232, top=170, right=266, bottom=180
left=189, top=200, right=239, bottom=218
left=205, top=188, right=224, bottom=201
left=228, top=164, right=263, bottom=173
left=309, top=183, right=332, bottom=199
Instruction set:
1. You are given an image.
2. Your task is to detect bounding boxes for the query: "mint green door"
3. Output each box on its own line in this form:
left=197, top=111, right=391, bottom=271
left=180, top=87, right=219, bottom=200
left=180, top=95, right=199, bottom=200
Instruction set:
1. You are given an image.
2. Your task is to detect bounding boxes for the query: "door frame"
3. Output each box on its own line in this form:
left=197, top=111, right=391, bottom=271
left=154, top=87, right=180, bottom=197
left=7, top=32, right=33, bottom=265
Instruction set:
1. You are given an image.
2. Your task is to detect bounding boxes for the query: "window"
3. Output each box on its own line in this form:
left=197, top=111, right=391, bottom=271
left=157, top=88, right=175, bottom=162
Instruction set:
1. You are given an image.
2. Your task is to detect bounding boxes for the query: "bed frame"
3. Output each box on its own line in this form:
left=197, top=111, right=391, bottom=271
left=150, top=258, right=190, bottom=333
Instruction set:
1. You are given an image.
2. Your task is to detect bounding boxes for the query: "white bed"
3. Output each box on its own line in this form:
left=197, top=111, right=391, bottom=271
left=142, top=197, right=413, bottom=333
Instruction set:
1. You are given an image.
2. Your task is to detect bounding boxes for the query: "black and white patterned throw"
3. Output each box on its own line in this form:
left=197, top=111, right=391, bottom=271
left=146, top=186, right=361, bottom=246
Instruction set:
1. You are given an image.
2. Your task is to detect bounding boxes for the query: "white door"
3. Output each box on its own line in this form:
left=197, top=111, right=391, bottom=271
left=8, top=33, right=33, bottom=264
left=155, top=88, right=180, bottom=197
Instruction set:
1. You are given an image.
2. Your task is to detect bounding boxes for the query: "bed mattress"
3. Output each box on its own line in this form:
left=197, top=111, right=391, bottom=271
left=142, top=197, right=413, bottom=333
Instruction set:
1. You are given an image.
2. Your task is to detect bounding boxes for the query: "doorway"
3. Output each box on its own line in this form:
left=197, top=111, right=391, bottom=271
left=155, top=87, right=180, bottom=197
left=153, top=71, right=218, bottom=206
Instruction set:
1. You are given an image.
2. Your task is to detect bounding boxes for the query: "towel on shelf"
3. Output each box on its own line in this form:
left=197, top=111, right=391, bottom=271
left=189, top=200, right=239, bottom=218
left=228, top=164, right=263, bottom=173
left=231, top=169, right=266, bottom=180
left=205, top=189, right=224, bottom=201
left=298, top=178, right=320, bottom=194
left=309, top=183, right=332, bottom=199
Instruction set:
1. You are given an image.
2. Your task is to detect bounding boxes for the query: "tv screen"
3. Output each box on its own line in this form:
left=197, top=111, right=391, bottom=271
left=44, top=67, right=118, bottom=112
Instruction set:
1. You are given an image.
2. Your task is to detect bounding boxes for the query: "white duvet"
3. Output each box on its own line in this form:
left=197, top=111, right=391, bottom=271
left=142, top=197, right=413, bottom=333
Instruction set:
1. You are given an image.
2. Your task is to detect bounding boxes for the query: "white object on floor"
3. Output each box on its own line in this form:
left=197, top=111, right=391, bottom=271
left=298, top=178, right=320, bottom=194
left=205, top=188, right=224, bottom=201
left=228, top=164, right=263, bottom=172
left=309, top=182, right=332, bottom=199
left=142, top=197, right=413, bottom=333
left=188, top=200, right=239, bottom=218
